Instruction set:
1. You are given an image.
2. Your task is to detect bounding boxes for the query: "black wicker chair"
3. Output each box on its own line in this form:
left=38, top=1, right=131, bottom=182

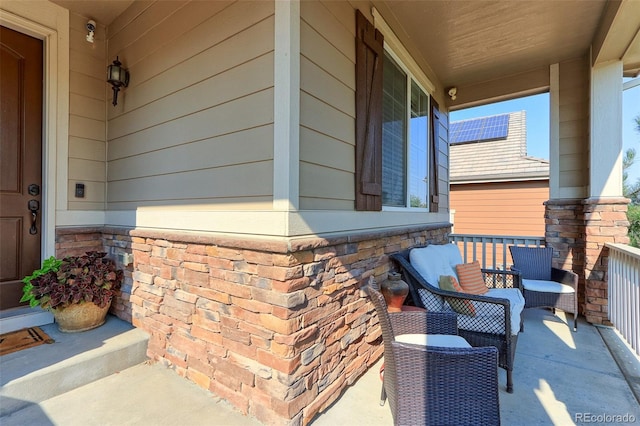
left=391, top=247, right=523, bottom=393
left=509, top=245, right=579, bottom=331
left=364, top=284, right=500, bottom=426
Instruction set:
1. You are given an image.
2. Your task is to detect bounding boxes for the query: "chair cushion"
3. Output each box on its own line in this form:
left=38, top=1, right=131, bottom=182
left=455, top=261, right=488, bottom=295
left=523, top=279, right=575, bottom=294
left=410, top=245, right=457, bottom=287
left=395, top=333, right=471, bottom=348
left=455, top=288, right=525, bottom=336
left=410, top=246, right=456, bottom=311
left=439, top=275, right=476, bottom=317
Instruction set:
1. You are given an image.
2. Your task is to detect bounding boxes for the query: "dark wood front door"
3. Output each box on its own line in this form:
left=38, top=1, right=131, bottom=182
left=0, top=26, right=44, bottom=311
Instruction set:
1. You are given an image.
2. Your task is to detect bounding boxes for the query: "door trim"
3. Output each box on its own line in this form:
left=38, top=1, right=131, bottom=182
left=0, top=4, right=70, bottom=259
left=0, top=4, right=69, bottom=330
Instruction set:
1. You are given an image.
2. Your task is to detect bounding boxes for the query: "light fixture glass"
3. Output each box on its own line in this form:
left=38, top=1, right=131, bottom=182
left=107, top=57, right=130, bottom=106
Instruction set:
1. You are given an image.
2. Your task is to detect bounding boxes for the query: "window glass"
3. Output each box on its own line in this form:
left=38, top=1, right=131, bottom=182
left=409, top=81, right=429, bottom=208
left=382, top=51, right=430, bottom=208
left=382, top=52, right=407, bottom=207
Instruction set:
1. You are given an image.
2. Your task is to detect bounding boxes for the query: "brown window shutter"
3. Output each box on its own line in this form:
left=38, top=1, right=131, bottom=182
left=429, top=99, right=441, bottom=211
left=355, top=10, right=384, bottom=211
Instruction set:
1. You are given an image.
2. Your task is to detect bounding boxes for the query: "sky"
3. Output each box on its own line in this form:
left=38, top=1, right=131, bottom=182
left=450, top=84, right=640, bottom=181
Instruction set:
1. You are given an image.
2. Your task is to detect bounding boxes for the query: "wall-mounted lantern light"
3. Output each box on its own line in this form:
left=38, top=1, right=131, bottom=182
left=107, top=56, right=129, bottom=106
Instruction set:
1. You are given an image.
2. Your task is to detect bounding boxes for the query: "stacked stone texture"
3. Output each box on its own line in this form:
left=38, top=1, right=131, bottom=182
left=55, top=228, right=135, bottom=323
left=126, top=226, right=448, bottom=425
left=545, top=198, right=629, bottom=325
left=582, top=199, right=629, bottom=325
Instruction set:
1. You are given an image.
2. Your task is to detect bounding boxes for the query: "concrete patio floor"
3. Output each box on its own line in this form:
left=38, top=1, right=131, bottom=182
left=1, top=308, right=639, bottom=425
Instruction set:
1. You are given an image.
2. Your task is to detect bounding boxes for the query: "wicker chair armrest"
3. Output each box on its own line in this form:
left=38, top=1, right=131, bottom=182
left=437, top=288, right=512, bottom=307
left=389, top=310, right=458, bottom=336
left=391, top=342, right=500, bottom=425
left=551, top=267, right=578, bottom=288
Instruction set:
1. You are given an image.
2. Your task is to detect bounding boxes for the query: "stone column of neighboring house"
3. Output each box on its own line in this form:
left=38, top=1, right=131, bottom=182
left=127, top=225, right=449, bottom=426
left=545, top=198, right=630, bottom=325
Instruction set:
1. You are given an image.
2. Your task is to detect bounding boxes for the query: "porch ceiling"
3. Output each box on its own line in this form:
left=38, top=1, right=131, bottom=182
left=376, top=0, right=606, bottom=89
left=376, top=0, right=640, bottom=92
left=51, top=0, right=640, bottom=90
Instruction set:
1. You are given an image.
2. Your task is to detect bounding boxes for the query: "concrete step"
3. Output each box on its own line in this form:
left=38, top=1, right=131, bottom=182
left=0, top=314, right=149, bottom=417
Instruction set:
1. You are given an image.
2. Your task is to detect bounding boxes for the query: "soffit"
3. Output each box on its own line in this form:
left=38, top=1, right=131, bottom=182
left=376, top=0, right=608, bottom=88
left=50, top=0, right=134, bottom=25
left=47, top=0, right=640, bottom=80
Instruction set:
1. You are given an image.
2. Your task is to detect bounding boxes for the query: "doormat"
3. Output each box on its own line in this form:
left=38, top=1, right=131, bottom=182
left=0, top=327, right=54, bottom=356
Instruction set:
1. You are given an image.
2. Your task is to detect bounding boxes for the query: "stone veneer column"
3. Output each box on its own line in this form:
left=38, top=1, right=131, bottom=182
left=582, top=198, right=629, bottom=325
left=545, top=198, right=630, bottom=325
left=544, top=199, right=585, bottom=309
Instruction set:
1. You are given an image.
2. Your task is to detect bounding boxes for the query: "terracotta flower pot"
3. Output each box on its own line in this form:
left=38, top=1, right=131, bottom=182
left=52, top=301, right=110, bottom=333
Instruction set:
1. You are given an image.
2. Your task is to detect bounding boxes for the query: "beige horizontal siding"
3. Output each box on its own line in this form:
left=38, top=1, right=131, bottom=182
left=300, top=127, right=354, bottom=174
left=67, top=181, right=105, bottom=205
left=299, top=162, right=354, bottom=201
left=299, top=1, right=355, bottom=210
left=108, top=88, right=274, bottom=160
left=69, top=137, right=105, bottom=162
left=107, top=161, right=273, bottom=204
left=108, top=1, right=271, bottom=95
left=111, top=16, right=274, bottom=116
left=300, top=93, right=354, bottom=146
left=300, top=56, right=354, bottom=116
left=68, top=158, right=105, bottom=182
left=69, top=115, right=105, bottom=141
left=299, top=198, right=354, bottom=210
left=108, top=125, right=273, bottom=181
left=108, top=52, right=274, bottom=140
left=557, top=57, right=588, bottom=196
left=451, top=181, right=549, bottom=236
left=107, top=198, right=273, bottom=211
left=69, top=93, right=104, bottom=122
left=107, top=1, right=188, bottom=58
left=106, top=1, right=275, bottom=211
left=68, top=12, right=107, bottom=210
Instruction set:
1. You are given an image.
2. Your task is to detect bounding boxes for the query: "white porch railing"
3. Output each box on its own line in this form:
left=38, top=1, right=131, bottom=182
left=449, top=234, right=545, bottom=270
left=606, top=242, right=640, bottom=356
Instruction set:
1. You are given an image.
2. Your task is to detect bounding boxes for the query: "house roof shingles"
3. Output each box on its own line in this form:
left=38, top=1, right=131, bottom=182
left=449, top=111, right=549, bottom=184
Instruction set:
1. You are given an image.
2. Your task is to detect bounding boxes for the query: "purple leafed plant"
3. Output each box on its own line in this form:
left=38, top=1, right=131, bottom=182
left=22, top=251, right=124, bottom=310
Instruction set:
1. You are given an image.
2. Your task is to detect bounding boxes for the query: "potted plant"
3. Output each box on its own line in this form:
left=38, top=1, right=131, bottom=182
left=21, top=251, right=124, bottom=332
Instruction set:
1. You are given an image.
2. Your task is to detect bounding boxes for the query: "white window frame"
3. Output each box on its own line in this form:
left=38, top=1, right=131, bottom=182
left=381, top=46, right=432, bottom=211
left=372, top=7, right=436, bottom=211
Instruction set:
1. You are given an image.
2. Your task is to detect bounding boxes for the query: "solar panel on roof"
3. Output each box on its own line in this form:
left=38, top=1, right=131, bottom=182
left=450, top=114, right=510, bottom=144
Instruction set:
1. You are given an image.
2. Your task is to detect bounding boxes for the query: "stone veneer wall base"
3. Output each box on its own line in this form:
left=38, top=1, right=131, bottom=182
left=56, top=223, right=451, bottom=425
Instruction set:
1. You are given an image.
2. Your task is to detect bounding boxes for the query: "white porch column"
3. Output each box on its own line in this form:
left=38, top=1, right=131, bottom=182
left=273, top=0, right=300, bottom=211
left=590, top=60, right=624, bottom=198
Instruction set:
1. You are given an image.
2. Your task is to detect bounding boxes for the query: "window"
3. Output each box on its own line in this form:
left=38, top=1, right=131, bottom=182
left=354, top=10, right=439, bottom=212
left=382, top=51, right=430, bottom=209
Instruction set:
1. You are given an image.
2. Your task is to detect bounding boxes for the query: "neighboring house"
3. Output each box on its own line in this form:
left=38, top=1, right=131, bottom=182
left=450, top=111, right=550, bottom=237
left=1, top=1, right=638, bottom=424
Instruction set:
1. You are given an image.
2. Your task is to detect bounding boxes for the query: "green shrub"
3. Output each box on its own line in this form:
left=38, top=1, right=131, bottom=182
left=627, top=205, right=640, bottom=248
